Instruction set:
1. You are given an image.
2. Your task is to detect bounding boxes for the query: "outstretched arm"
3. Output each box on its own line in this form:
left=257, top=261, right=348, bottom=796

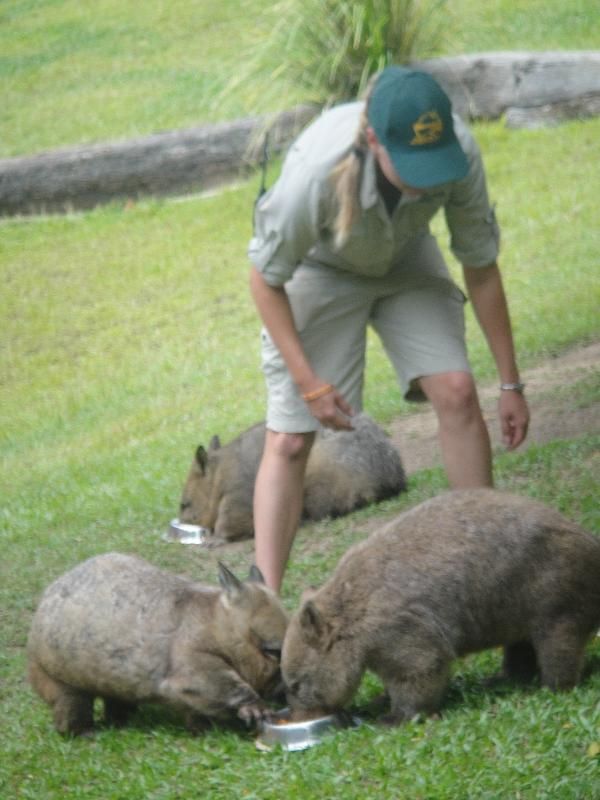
left=462, top=263, right=529, bottom=450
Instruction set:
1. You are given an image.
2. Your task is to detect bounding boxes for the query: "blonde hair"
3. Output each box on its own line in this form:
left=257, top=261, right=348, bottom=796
left=329, top=74, right=379, bottom=249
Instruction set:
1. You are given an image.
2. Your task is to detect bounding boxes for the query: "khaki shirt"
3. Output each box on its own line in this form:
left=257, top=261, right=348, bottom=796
left=248, top=102, right=499, bottom=287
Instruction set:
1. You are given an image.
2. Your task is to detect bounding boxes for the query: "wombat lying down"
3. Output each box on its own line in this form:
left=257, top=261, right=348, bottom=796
left=179, top=413, right=406, bottom=544
left=282, top=489, right=600, bottom=724
left=27, top=554, right=288, bottom=735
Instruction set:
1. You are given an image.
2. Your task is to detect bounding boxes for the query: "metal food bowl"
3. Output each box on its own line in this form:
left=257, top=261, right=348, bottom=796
left=256, top=708, right=360, bottom=752
left=164, top=518, right=210, bottom=545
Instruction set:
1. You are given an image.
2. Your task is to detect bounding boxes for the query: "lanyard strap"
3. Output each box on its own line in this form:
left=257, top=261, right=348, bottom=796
left=252, top=131, right=270, bottom=232
left=257, top=131, right=270, bottom=202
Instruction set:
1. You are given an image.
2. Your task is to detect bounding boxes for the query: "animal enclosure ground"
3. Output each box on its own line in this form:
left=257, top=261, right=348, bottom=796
left=389, top=340, right=600, bottom=475
left=197, top=340, right=599, bottom=570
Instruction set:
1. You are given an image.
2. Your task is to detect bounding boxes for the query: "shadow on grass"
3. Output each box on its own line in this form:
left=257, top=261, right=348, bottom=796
left=346, top=643, right=600, bottom=725
left=83, top=642, right=600, bottom=738
left=349, top=677, right=533, bottom=726
left=89, top=701, right=259, bottom=741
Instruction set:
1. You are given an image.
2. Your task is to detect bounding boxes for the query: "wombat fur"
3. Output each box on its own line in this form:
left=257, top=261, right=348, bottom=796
left=179, top=413, right=406, bottom=544
left=27, top=554, right=288, bottom=735
left=281, top=489, right=600, bottom=724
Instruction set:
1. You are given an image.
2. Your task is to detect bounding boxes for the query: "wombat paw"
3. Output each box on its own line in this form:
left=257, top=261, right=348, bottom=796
left=237, top=702, right=266, bottom=727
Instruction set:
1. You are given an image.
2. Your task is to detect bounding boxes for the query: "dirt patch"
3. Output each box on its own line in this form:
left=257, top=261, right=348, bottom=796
left=389, top=341, right=600, bottom=475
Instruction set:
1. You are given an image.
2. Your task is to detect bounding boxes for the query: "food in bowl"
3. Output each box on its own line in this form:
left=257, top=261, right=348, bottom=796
left=256, top=708, right=360, bottom=751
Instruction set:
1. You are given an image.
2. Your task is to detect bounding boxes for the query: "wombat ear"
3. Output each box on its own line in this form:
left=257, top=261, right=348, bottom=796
left=218, top=562, right=244, bottom=598
left=248, top=564, right=266, bottom=584
left=209, top=435, right=221, bottom=451
left=300, top=600, right=326, bottom=639
left=195, top=445, right=208, bottom=473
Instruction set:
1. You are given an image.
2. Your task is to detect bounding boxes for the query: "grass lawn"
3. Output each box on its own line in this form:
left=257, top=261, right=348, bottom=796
left=1, top=1, right=600, bottom=798
left=1, top=0, right=599, bottom=156
left=2, top=114, right=600, bottom=797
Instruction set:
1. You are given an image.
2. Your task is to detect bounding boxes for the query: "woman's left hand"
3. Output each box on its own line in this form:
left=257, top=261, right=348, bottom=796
left=498, top=391, right=530, bottom=450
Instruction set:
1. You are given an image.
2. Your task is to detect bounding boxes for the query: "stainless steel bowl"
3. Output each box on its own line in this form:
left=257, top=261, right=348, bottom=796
left=256, top=708, right=360, bottom=752
left=164, top=518, right=210, bottom=545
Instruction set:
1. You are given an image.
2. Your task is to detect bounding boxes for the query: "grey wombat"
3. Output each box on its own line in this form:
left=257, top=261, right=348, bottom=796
left=28, top=554, right=288, bottom=735
left=179, top=413, right=406, bottom=544
left=281, top=489, right=600, bottom=724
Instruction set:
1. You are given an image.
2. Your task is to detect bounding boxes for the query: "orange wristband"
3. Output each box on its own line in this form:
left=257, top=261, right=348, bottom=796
left=302, top=384, right=334, bottom=402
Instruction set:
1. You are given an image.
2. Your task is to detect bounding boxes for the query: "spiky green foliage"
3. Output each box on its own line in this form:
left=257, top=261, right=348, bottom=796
left=222, top=0, right=448, bottom=111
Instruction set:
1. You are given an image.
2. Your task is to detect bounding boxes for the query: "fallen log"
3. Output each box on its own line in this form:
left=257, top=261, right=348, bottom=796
left=504, top=93, right=600, bottom=128
left=413, top=50, right=600, bottom=122
left=0, top=105, right=318, bottom=216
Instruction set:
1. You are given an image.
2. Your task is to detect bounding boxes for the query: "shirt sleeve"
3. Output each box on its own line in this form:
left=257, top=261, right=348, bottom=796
left=444, top=135, right=500, bottom=268
left=247, top=153, right=328, bottom=286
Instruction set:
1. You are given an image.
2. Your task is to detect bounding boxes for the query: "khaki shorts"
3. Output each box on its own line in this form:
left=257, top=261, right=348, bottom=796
left=261, top=233, right=471, bottom=433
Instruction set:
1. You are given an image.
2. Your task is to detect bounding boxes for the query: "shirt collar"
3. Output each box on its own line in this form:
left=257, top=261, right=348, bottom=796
left=360, top=150, right=379, bottom=209
left=359, top=149, right=426, bottom=211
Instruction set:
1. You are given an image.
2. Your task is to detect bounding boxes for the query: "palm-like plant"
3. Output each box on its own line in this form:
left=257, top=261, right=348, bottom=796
left=281, top=0, right=448, bottom=100
left=224, top=0, right=448, bottom=112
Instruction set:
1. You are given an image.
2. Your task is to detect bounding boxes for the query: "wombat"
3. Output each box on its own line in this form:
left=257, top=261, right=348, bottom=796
left=27, top=554, right=288, bottom=735
left=179, top=413, right=406, bottom=544
left=281, top=489, right=600, bottom=724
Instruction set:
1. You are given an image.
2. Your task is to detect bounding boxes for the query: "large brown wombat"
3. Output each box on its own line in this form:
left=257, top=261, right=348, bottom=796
left=281, top=489, right=600, bottom=724
left=28, top=554, right=288, bottom=735
left=179, top=414, right=406, bottom=544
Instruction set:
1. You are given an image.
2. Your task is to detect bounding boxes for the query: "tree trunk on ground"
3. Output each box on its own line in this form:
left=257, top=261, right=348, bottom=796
left=413, top=51, right=600, bottom=122
left=0, top=105, right=318, bottom=216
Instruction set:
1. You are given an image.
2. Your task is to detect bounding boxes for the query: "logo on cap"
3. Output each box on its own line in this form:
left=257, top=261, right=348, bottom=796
left=410, top=110, right=443, bottom=146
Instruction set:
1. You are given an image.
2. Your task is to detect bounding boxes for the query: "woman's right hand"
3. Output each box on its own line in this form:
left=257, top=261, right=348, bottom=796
left=304, top=385, right=355, bottom=430
left=250, top=268, right=355, bottom=431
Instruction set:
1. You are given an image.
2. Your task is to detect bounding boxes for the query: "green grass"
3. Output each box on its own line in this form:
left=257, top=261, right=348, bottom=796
left=2, top=115, right=600, bottom=798
left=0, top=0, right=274, bottom=156
left=2, top=438, right=599, bottom=800
left=1, top=0, right=599, bottom=156
left=448, top=0, right=600, bottom=52
left=6, top=656, right=599, bottom=799
left=2, top=2, right=600, bottom=797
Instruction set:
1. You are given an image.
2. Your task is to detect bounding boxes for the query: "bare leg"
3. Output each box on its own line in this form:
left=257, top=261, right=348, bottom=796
left=419, top=371, right=493, bottom=488
left=253, top=430, right=315, bottom=593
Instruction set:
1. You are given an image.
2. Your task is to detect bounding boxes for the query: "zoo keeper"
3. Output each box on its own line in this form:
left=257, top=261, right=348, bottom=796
left=248, top=66, right=530, bottom=593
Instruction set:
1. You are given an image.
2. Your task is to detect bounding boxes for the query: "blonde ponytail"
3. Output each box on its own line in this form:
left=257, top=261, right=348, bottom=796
left=329, top=74, right=379, bottom=249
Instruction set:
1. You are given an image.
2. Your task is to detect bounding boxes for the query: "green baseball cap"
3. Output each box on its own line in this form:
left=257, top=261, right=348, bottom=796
left=367, top=66, right=469, bottom=188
